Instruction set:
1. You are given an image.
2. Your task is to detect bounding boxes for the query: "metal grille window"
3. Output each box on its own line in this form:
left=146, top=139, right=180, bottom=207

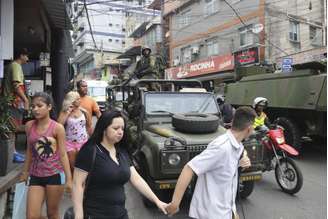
left=207, top=39, right=219, bottom=56
left=289, top=21, right=300, bottom=42
left=181, top=46, right=191, bottom=64
left=204, top=0, right=219, bottom=17
left=178, top=9, right=191, bottom=28
left=309, top=26, right=317, bottom=40
left=309, top=26, right=323, bottom=45
left=239, top=25, right=253, bottom=47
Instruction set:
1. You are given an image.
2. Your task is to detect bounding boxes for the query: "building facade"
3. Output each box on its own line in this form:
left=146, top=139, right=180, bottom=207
left=71, top=0, right=127, bottom=80
left=71, top=0, right=158, bottom=80
left=164, top=0, right=326, bottom=83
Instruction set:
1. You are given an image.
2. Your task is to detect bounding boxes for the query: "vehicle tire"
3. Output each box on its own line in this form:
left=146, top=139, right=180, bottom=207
left=172, top=113, right=219, bottom=134
left=238, top=181, right=255, bottom=199
left=274, top=117, right=302, bottom=151
left=275, top=157, right=303, bottom=194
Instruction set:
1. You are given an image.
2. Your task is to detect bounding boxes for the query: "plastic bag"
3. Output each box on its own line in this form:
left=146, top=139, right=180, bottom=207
left=63, top=206, right=74, bottom=219
left=12, top=182, right=27, bottom=219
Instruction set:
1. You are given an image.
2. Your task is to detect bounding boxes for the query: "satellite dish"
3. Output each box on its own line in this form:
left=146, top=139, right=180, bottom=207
left=252, top=23, right=264, bottom=34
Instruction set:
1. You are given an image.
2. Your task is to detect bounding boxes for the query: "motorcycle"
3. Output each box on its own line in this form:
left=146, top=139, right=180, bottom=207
left=243, top=124, right=303, bottom=195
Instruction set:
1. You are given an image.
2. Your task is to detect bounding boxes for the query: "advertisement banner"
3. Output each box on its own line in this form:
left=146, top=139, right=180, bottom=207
left=165, top=54, right=234, bottom=79
left=234, top=47, right=259, bottom=66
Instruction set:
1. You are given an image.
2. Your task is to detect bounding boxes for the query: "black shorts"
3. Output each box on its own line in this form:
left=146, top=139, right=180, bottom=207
left=28, top=172, right=65, bottom=187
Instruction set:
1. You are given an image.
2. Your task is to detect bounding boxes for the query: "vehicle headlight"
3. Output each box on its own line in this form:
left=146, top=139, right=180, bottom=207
left=276, top=137, right=285, bottom=144
left=168, top=153, right=181, bottom=166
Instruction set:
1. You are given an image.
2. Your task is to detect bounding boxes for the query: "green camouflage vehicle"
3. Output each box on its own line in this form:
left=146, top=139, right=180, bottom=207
left=110, top=79, right=262, bottom=205
left=225, top=64, right=327, bottom=151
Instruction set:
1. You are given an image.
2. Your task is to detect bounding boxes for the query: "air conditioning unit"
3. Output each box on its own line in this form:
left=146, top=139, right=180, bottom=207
left=288, top=32, right=299, bottom=42
left=191, top=46, right=200, bottom=54
left=173, top=58, right=180, bottom=66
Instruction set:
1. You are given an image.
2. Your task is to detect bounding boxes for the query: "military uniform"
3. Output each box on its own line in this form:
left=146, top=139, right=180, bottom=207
left=135, top=55, right=165, bottom=79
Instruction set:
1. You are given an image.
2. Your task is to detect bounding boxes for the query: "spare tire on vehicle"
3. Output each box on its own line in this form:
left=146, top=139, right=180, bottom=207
left=172, top=113, right=219, bottom=134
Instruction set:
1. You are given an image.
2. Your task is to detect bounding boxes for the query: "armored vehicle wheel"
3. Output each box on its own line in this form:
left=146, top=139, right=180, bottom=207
left=172, top=113, right=219, bottom=134
left=275, top=117, right=302, bottom=151
left=238, top=181, right=254, bottom=199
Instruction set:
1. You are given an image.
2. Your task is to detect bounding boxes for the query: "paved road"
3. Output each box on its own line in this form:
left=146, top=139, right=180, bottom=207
left=58, top=141, right=326, bottom=219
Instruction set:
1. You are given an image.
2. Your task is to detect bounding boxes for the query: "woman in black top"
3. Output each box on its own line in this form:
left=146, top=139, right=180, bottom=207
left=72, top=111, right=168, bottom=219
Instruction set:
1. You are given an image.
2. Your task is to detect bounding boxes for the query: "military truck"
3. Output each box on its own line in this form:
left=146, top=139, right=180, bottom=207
left=110, top=79, right=262, bottom=206
left=224, top=65, right=327, bottom=151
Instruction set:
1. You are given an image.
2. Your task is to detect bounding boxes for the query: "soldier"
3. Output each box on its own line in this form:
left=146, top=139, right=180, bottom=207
left=135, top=46, right=165, bottom=80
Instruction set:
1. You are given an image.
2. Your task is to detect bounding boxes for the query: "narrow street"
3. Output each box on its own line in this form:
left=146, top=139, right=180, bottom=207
left=58, top=141, right=326, bottom=219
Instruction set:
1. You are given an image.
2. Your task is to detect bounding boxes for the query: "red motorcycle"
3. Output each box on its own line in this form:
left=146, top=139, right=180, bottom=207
left=243, top=125, right=303, bottom=195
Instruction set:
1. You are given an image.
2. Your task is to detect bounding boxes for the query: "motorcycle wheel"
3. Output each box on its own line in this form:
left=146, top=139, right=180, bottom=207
left=238, top=181, right=255, bottom=199
left=275, top=157, right=303, bottom=194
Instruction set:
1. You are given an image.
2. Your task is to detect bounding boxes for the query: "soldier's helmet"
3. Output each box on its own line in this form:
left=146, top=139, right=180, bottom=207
left=253, top=97, right=268, bottom=108
left=142, top=46, right=151, bottom=55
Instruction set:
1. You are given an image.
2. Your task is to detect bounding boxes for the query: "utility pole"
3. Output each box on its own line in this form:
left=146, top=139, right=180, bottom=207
left=160, top=0, right=168, bottom=78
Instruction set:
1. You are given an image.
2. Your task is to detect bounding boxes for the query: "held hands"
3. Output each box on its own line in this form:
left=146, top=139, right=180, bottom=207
left=154, top=199, right=169, bottom=215
left=166, top=202, right=180, bottom=217
left=239, top=150, right=251, bottom=170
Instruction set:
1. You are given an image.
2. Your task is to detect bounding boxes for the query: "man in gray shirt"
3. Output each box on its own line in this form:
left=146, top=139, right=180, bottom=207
left=166, top=106, right=256, bottom=219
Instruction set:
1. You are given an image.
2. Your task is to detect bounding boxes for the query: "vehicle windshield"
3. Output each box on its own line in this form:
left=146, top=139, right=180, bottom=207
left=88, top=87, right=106, bottom=97
left=145, top=93, right=219, bottom=115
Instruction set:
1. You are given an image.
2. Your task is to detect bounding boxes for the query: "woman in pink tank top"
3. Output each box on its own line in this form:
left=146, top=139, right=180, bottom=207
left=58, top=91, right=92, bottom=173
left=20, top=92, right=72, bottom=219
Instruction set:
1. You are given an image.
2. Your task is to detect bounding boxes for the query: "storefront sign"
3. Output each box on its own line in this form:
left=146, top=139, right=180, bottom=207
left=165, top=54, right=234, bottom=79
left=234, top=47, right=259, bottom=66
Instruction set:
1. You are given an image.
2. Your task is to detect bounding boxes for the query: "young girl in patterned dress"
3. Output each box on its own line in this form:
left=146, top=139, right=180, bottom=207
left=20, top=92, right=72, bottom=219
left=58, top=91, right=92, bottom=173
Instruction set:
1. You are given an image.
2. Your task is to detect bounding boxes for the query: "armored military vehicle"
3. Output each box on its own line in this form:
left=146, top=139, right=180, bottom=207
left=110, top=79, right=262, bottom=206
left=224, top=64, right=327, bottom=151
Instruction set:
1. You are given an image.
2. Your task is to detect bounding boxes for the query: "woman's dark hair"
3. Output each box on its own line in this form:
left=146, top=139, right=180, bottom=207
left=32, top=92, right=57, bottom=120
left=84, top=110, right=128, bottom=150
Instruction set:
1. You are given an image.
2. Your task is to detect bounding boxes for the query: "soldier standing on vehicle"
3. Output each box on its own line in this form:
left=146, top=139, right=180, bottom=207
left=166, top=106, right=256, bottom=219
left=135, top=46, right=165, bottom=80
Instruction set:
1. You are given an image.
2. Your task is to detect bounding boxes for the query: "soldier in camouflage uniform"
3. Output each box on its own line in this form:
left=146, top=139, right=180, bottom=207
left=135, top=46, right=165, bottom=79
